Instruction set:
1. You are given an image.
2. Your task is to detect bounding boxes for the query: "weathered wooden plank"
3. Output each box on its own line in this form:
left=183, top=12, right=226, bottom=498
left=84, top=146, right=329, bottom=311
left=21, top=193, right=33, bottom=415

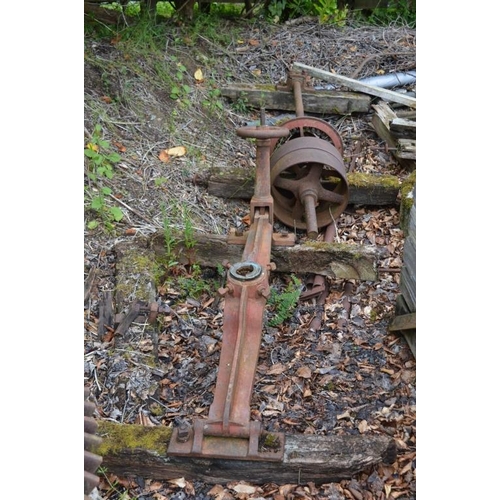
left=221, top=84, right=372, bottom=114
left=96, top=421, right=397, bottom=484
left=400, top=201, right=416, bottom=312
left=97, top=290, right=114, bottom=341
left=396, top=139, right=416, bottom=160
left=206, top=167, right=401, bottom=206
left=149, top=232, right=386, bottom=281
left=390, top=117, right=416, bottom=139
left=393, top=296, right=416, bottom=358
left=371, top=102, right=416, bottom=171
left=389, top=312, right=416, bottom=332
left=294, top=63, right=416, bottom=108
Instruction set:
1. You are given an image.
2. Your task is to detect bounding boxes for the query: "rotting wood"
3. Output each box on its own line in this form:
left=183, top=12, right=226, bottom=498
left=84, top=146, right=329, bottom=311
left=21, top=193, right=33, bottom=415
left=148, top=232, right=386, bottom=281
left=114, top=300, right=144, bottom=337
left=396, top=139, right=416, bottom=160
left=389, top=312, right=416, bottom=332
left=205, top=168, right=400, bottom=205
left=97, top=291, right=114, bottom=341
left=393, top=296, right=416, bottom=358
left=84, top=266, right=97, bottom=304
left=371, top=102, right=416, bottom=171
left=96, top=421, right=397, bottom=484
left=221, top=84, right=371, bottom=114
left=293, top=62, right=417, bottom=109
left=390, top=117, right=416, bottom=140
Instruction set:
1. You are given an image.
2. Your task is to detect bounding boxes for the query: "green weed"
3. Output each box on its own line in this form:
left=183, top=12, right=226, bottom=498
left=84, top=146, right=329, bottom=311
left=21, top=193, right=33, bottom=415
left=231, top=92, right=250, bottom=114
left=267, top=275, right=302, bottom=327
left=84, top=124, right=124, bottom=231
left=355, top=0, right=416, bottom=27
left=97, top=466, right=138, bottom=500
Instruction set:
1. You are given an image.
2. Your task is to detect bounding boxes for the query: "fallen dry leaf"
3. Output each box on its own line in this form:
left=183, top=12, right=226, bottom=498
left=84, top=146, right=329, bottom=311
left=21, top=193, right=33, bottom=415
left=194, top=68, right=204, bottom=82
left=148, top=481, right=164, bottom=492
left=358, top=420, right=369, bottom=433
left=267, top=363, right=287, bottom=375
left=169, top=477, right=186, bottom=488
left=206, top=486, right=222, bottom=498
left=279, top=484, right=297, bottom=496
left=296, top=365, right=312, bottom=378
left=337, top=410, right=351, bottom=420
left=167, top=145, right=187, bottom=157
left=231, top=483, right=257, bottom=494
left=158, top=150, right=170, bottom=163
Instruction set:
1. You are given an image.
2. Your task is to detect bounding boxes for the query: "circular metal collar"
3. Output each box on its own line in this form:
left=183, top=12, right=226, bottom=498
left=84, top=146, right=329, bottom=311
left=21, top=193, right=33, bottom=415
left=229, top=261, right=263, bottom=281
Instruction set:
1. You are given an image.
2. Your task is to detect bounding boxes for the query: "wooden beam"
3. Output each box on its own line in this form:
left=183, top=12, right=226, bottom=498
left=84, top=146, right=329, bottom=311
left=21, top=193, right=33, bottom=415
left=293, top=62, right=416, bottom=109
left=390, top=117, right=416, bottom=140
left=371, top=102, right=416, bottom=171
left=206, top=168, right=401, bottom=206
left=221, top=84, right=372, bottom=114
left=389, top=312, right=416, bottom=332
left=96, top=421, right=397, bottom=484
left=147, top=232, right=386, bottom=281
left=396, top=139, right=416, bottom=160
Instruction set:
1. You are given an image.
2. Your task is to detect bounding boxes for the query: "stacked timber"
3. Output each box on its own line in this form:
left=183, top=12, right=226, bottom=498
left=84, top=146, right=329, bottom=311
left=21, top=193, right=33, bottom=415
left=401, top=190, right=416, bottom=313
left=390, top=186, right=416, bottom=357
left=371, top=101, right=416, bottom=171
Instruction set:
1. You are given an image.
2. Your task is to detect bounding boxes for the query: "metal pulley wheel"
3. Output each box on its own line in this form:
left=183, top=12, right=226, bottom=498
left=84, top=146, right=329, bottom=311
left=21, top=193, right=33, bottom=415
left=268, top=116, right=344, bottom=156
left=270, top=136, right=349, bottom=238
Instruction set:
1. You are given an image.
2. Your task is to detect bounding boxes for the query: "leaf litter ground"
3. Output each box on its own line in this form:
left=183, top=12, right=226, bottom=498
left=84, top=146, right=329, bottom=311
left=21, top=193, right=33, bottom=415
left=84, top=14, right=416, bottom=500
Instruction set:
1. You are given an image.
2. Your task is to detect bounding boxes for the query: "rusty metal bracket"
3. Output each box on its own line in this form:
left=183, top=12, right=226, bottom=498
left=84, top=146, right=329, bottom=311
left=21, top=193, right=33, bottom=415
left=300, top=274, right=327, bottom=301
left=275, top=69, right=314, bottom=93
left=276, top=70, right=313, bottom=118
left=227, top=228, right=296, bottom=247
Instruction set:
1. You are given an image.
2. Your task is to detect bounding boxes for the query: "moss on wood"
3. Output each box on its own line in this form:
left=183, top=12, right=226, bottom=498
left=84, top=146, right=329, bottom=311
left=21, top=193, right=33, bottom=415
left=96, top=421, right=172, bottom=456
left=114, top=243, right=160, bottom=311
left=303, top=241, right=365, bottom=259
left=399, top=170, right=416, bottom=235
left=346, top=172, right=400, bottom=189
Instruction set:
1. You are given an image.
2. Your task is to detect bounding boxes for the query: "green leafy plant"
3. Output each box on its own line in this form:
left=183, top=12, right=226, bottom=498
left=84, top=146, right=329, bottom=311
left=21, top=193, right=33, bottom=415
left=162, top=207, right=180, bottom=269
left=101, top=1, right=142, bottom=17
left=161, top=202, right=198, bottom=270
left=168, top=60, right=192, bottom=104
left=156, top=1, right=175, bottom=18
left=267, top=275, right=302, bottom=327
left=84, top=124, right=124, bottom=230
left=202, top=86, right=224, bottom=116
left=313, top=0, right=348, bottom=24
left=231, top=93, right=250, bottom=114
left=267, top=0, right=287, bottom=22
left=177, top=265, right=212, bottom=299
left=363, top=0, right=416, bottom=27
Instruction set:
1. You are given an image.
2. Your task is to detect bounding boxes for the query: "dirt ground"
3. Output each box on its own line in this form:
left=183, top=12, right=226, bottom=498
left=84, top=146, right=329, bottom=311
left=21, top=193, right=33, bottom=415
left=84, top=11, right=416, bottom=500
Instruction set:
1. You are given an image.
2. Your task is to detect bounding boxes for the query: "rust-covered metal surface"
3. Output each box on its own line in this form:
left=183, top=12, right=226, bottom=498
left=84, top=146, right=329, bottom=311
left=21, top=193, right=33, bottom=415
left=169, top=71, right=350, bottom=462
left=270, top=137, right=348, bottom=238
left=85, top=387, right=102, bottom=500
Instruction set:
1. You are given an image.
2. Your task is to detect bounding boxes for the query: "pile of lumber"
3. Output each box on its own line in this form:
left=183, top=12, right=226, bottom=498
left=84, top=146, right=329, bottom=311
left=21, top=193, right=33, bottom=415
left=371, top=101, right=416, bottom=171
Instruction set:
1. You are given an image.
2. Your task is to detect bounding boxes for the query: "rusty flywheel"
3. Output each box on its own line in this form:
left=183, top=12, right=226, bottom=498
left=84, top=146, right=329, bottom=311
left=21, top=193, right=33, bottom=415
left=270, top=136, right=349, bottom=238
left=268, top=116, right=344, bottom=155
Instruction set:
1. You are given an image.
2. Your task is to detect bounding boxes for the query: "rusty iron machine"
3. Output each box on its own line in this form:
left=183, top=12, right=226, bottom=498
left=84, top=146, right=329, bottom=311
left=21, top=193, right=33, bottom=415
left=168, top=71, right=349, bottom=461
